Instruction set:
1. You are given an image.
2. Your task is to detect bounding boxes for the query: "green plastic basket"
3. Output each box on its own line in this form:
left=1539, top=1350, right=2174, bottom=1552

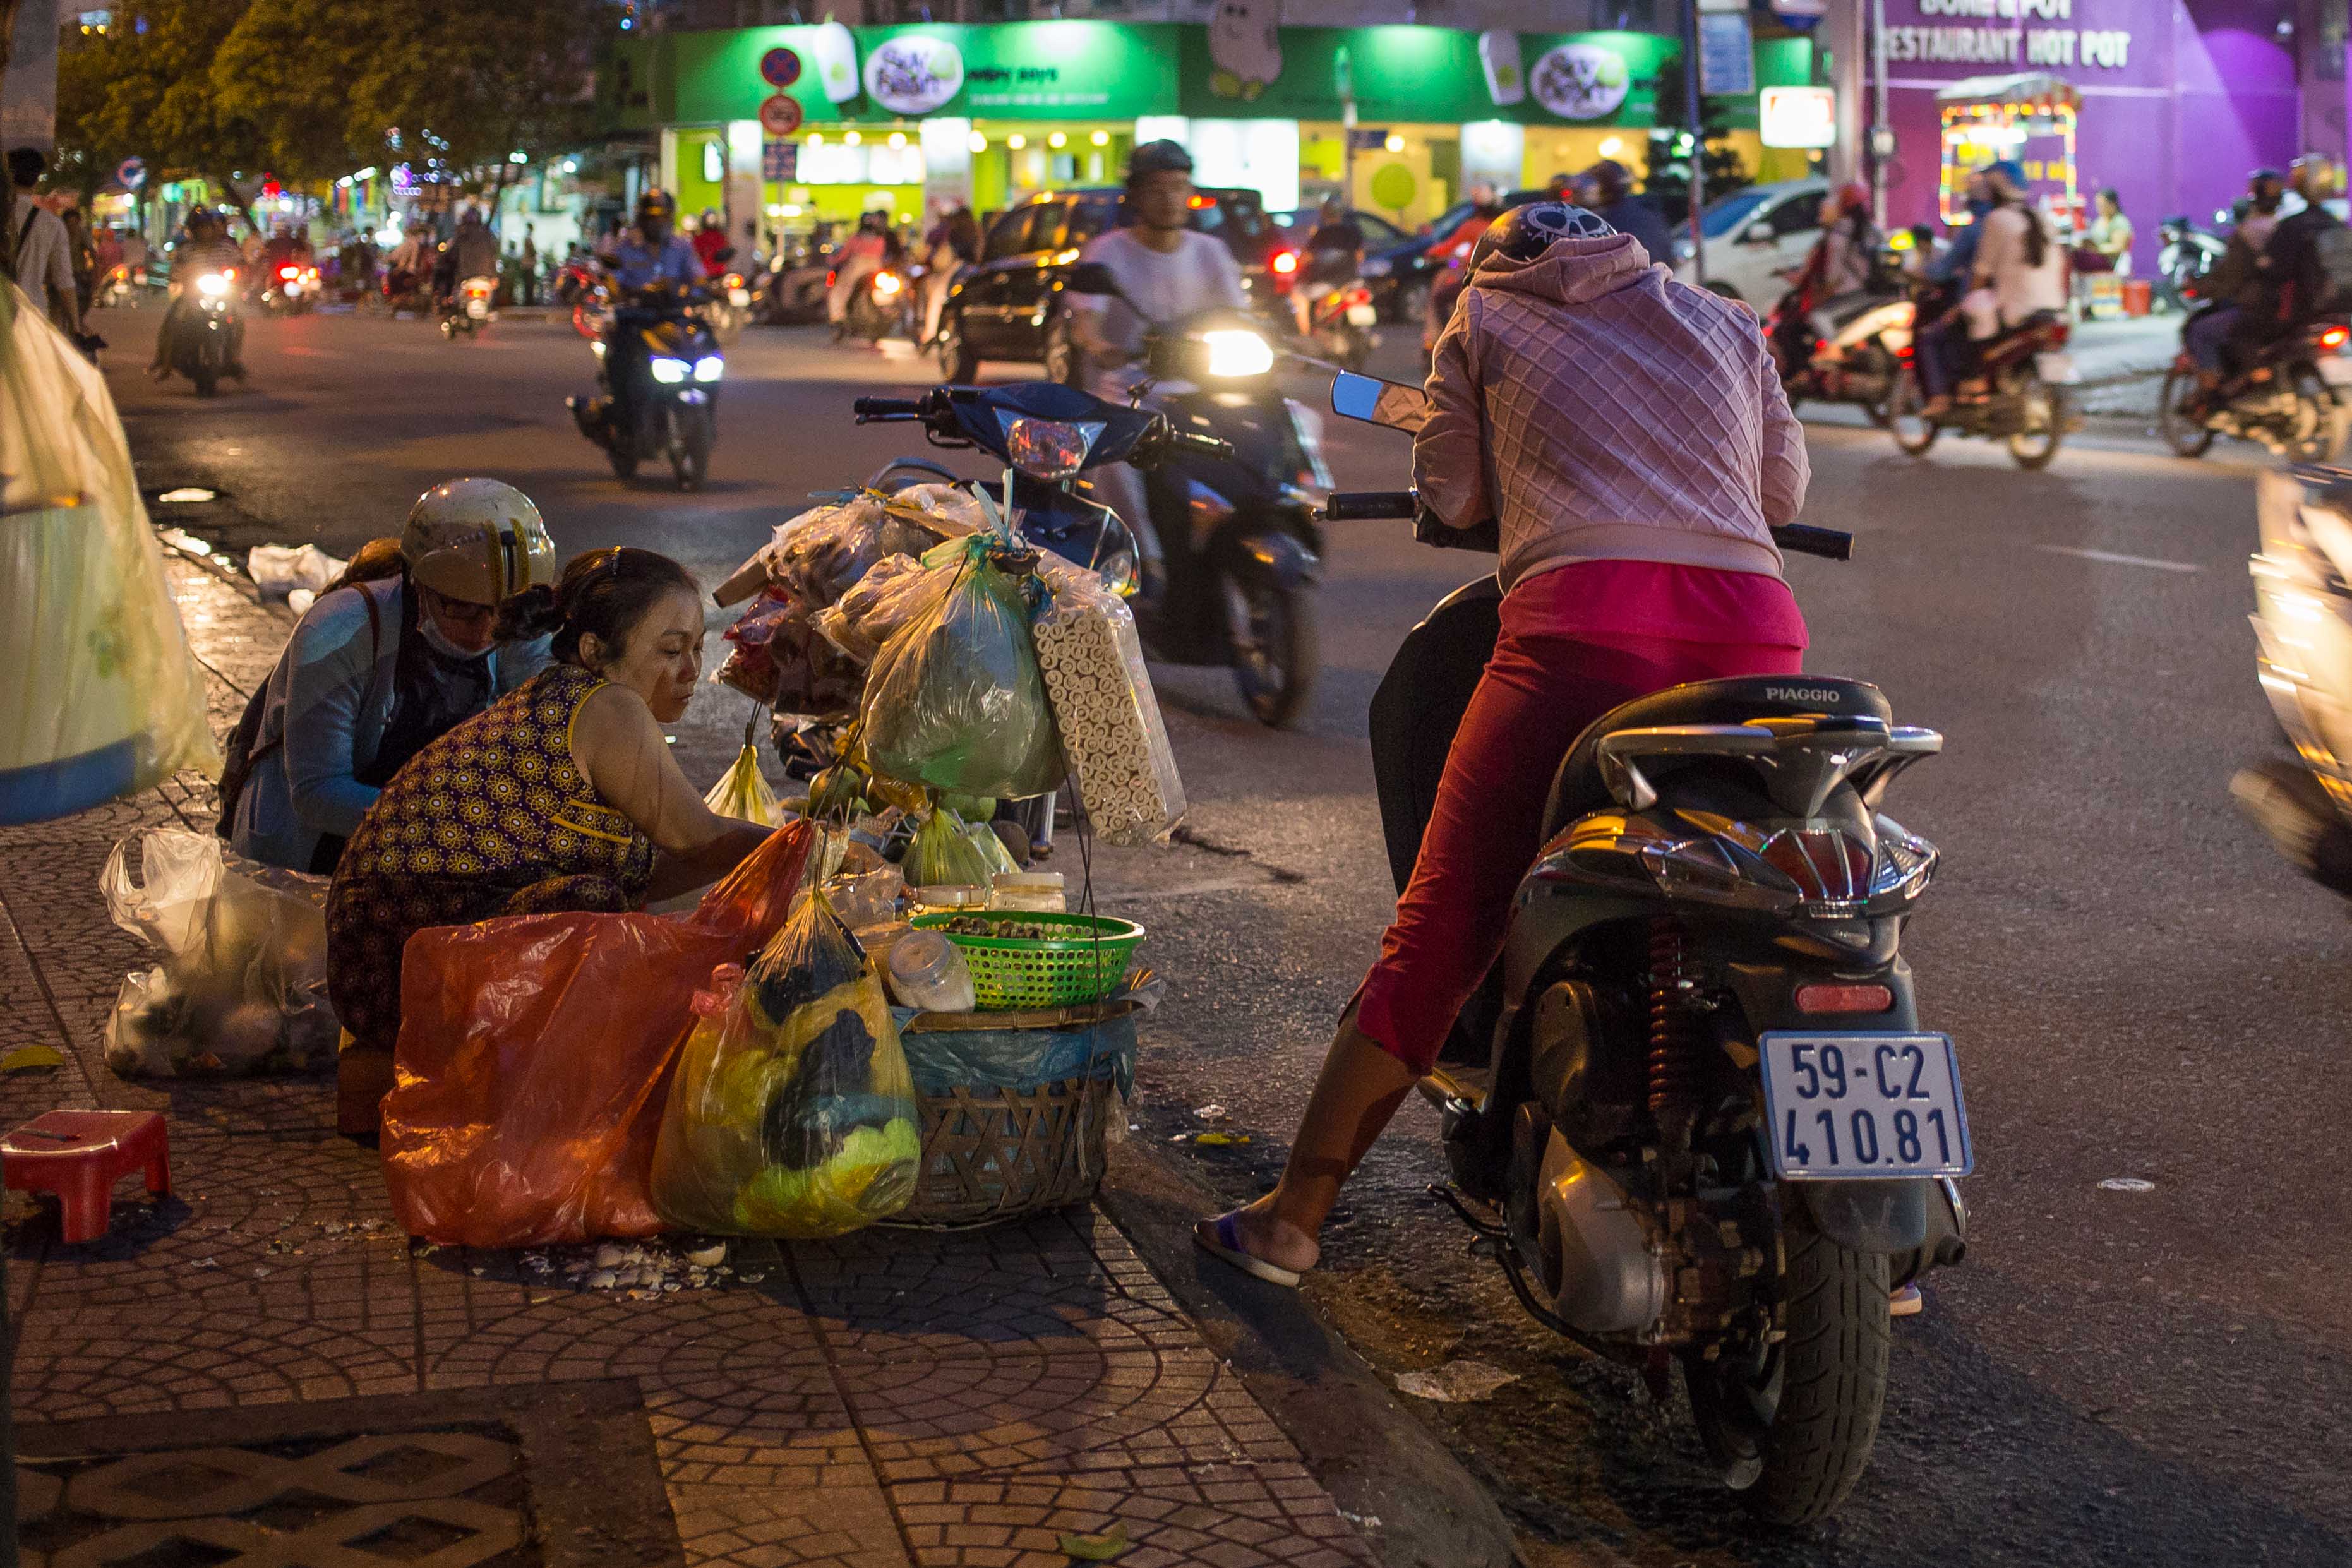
left=908, top=910, right=1146, bottom=1010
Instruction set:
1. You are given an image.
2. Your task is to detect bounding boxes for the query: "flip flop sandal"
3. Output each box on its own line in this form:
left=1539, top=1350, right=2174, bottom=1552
left=1195, top=1212, right=1303, bottom=1289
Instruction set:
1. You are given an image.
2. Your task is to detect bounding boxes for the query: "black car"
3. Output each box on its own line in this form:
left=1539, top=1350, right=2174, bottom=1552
left=937, top=186, right=1283, bottom=384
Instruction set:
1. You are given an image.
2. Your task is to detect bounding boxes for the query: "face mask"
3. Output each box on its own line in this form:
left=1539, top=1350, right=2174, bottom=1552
left=417, top=615, right=495, bottom=662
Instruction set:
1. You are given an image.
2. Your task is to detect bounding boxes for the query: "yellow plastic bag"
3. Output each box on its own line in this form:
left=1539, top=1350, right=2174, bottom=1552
left=0, top=282, right=219, bottom=822
left=651, top=883, right=921, bottom=1237
left=704, top=741, right=784, bottom=827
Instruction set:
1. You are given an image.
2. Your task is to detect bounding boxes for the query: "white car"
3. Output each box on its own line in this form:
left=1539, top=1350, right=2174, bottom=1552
left=1672, top=178, right=1830, bottom=304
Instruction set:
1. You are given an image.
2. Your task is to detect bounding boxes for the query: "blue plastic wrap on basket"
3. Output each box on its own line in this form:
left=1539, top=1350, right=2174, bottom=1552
left=896, top=1013, right=1138, bottom=1099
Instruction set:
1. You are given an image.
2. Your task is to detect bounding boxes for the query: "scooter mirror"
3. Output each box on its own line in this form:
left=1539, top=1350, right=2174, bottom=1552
left=1330, top=371, right=1432, bottom=433
left=1066, top=261, right=1121, bottom=296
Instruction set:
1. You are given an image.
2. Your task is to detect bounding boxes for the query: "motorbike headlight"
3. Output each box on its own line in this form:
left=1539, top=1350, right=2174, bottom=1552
left=1004, top=415, right=1101, bottom=481
left=1360, top=256, right=1392, bottom=278
left=651, top=357, right=690, bottom=384
left=872, top=270, right=904, bottom=297
left=693, top=355, right=724, bottom=383
left=1203, top=328, right=1275, bottom=378
left=196, top=273, right=231, bottom=298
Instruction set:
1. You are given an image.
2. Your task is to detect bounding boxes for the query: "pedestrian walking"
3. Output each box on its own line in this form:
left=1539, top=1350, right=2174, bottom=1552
left=4, top=147, right=83, bottom=338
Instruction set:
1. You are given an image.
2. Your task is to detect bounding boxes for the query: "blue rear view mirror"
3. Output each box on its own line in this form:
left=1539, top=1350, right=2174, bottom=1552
left=1331, top=372, right=1432, bottom=433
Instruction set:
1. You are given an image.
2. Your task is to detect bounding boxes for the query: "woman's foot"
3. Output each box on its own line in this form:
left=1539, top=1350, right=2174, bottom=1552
left=1195, top=1199, right=1321, bottom=1286
left=1890, top=1283, right=1924, bottom=1318
left=1919, top=395, right=1952, bottom=419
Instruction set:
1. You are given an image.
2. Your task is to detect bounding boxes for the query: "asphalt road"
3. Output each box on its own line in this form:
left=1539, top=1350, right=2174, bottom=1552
left=100, top=301, right=2352, bottom=1566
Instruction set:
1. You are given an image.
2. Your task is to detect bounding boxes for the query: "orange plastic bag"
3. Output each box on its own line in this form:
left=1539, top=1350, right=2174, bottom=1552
left=381, top=822, right=816, bottom=1247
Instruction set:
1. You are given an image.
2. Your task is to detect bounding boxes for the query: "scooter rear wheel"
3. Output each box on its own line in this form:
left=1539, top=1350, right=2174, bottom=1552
left=1887, top=369, right=1940, bottom=456
left=2157, top=366, right=2216, bottom=457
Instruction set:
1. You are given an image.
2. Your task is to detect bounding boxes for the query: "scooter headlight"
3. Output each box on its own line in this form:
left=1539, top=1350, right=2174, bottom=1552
left=1203, top=328, right=1275, bottom=378
left=1003, top=415, right=1101, bottom=482
left=196, top=273, right=231, bottom=298
left=651, top=356, right=690, bottom=384
left=693, top=355, right=724, bottom=383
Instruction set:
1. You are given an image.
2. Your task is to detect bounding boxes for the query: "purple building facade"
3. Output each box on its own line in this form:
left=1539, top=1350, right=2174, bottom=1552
left=1880, top=0, right=2334, bottom=270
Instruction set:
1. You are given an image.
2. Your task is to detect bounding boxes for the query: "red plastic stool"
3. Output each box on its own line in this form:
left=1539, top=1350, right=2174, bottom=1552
left=2, top=1111, right=171, bottom=1243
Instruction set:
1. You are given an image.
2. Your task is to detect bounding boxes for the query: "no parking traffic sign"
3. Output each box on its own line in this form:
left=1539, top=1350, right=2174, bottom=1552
left=760, top=47, right=803, bottom=88
left=758, top=93, right=804, bottom=138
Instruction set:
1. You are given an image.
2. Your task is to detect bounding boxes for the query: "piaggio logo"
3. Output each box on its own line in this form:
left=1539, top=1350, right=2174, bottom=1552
left=1766, top=685, right=1842, bottom=705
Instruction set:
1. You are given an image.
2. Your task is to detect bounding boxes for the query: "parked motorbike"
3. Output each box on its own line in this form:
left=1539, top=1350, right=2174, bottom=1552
left=1296, top=277, right=1381, bottom=372
left=166, top=267, right=243, bottom=398
left=439, top=275, right=498, bottom=340
left=1887, top=301, right=2075, bottom=469
left=1766, top=287, right=1912, bottom=424
left=2157, top=215, right=2226, bottom=313
left=567, top=281, right=723, bottom=491
left=2236, top=463, right=2352, bottom=892
left=2159, top=316, right=2352, bottom=460
left=756, top=242, right=834, bottom=326
left=258, top=258, right=320, bottom=316
left=1321, top=368, right=1969, bottom=1524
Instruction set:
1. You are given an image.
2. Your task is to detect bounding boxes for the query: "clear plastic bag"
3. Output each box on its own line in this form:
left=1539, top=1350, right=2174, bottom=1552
left=814, top=553, right=951, bottom=665
left=861, top=539, right=1063, bottom=799
left=651, top=885, right=922, bottom=1238
left=246, top=543, right=347, bottom=604
left=705, top=741, right=784, bottom=827
left=99, top=829, right=334, bottom=1077
left=1032, top=565, right=1186, bottom=845
left=824, top=864, right=905, bottom=929
left=1, top=282, right=220, bottom=823
left=902, top=809, right=993, bottom=890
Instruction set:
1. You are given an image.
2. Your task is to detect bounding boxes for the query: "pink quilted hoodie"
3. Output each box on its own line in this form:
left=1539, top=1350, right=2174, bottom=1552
left=1415, top=232, right=1809, bottom=591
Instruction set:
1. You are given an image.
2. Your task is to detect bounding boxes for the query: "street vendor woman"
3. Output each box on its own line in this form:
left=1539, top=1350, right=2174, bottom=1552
left=326, top=546, right=774, bottom=1115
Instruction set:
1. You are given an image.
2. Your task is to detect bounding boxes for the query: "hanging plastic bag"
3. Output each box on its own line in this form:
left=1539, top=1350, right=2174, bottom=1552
left=651, top=883, right=921, bottom=1237
left=902, top=808, right=994, bottom=890
left=963, top=817, right=1019, bottom=878
left=99, top=829, right=335, bottom=1077
left=861, top=539, right=1063, bottom=798
left=704, top=739, right=784, bottom=826
left=1, top=281, right=220, bottom=824
left=815, top=553, right=952, bottom=665
left=381, top=821, right=817, bottom=1248
left=1032, top=563, right=1187, bottom=845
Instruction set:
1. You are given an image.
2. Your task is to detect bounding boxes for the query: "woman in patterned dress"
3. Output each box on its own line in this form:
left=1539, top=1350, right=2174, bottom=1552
left=327, top=546, right=776, bottom=1064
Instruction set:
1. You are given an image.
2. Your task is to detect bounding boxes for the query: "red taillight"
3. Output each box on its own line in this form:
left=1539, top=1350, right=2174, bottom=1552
left=2322, top=325, right=2348, bottom=350
left=1795, top=983, right=1894, bottom=1015
left=1760, top=829, right=1874, bottom=904
left=1188, top=194, right=1213, bottom=209
left=1344, top=285, right=1371, bottom=306
left=1271, top=249, right=1299, bottom=275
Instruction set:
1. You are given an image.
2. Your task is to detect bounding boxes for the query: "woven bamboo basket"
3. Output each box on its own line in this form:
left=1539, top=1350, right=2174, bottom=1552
left=888, top=1069, right=1122, bottom=1229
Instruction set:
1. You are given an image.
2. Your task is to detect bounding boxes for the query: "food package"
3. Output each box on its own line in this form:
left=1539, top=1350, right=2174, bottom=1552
left=99, top=829, right=334, bottom=1077
left=2, top=280, right=220, bottom=823
left=861, top=539, right=1063, bottom=799
left=381, top=822, right=817, bottom=1248
left=903, top=809, right=994, bottom=890
left=651, top=883, right=922, bottom=1237
left=884, top=929, right=976, bottom=1013
left=712, top=587, right=798, bottom=703
left=814, top=553, right=951, bottom=665
left=1032, top=568, right=1186, bottom=845
left=704, top=741, right=784, bottom=826
left=825, top=864, right=905, bottom=929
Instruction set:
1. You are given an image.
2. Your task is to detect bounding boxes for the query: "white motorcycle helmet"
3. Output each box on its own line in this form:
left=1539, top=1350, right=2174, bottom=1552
left=400, top=478, right=558, bottom=606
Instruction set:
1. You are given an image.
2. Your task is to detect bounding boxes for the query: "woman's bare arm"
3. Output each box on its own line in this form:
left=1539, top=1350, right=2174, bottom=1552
left=570, top=683, right=771, bottom=894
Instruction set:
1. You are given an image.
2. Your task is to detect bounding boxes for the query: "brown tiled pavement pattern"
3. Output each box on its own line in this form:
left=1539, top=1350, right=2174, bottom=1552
left=4, top=551, right=1377, bottom=1568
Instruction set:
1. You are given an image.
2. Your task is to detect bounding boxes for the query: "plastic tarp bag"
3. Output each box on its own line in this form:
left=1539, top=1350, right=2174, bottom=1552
left=861, top=538, right=1064, bottom=799
left=899, top=1014, right=1139, bottom=1098
left=0, top=281, right=220, bottom=824
left=651, top=884, right=921, bottom=1237
left=99, top=829, right=335, bottom=1077
left=381, top=821, right=817, bottom=1248
left=1033, top=561, right=1187, bottom=845
left=705, top=741, right=784, bottom=827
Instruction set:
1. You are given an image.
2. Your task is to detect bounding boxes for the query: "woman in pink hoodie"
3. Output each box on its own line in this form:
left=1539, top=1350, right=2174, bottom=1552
left=1200, top=203, right=1812, bottom=1286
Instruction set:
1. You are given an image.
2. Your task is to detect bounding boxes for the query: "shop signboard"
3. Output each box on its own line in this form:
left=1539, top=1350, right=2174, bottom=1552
left=1759, top=85, right=1836, bottom=147
left=1177, top=26, right=1674, bottom=126
left=1698, top=12, right=1756, bottom=96
left=763, top=140, right=798, bottom=181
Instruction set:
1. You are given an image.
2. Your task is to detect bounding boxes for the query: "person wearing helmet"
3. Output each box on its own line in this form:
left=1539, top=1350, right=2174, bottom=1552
left=325, top=546, right=775, bottom=1118
left=226, top=479, right=560, bottom=874
left=1572, top=158, right=1675, bottom=269
left=1770, top=181, right=1880, bottom=377
left=692, top=208, right=733, bottom=278
left=592, top=191, right=705, bottom=438
left=2184, top=169, right=2289, bottom=391
left=2230, top=154, right=2352, bottom=374
left=445, top=207, right=499, bottom=302
left=1196, top=201, right=1813, bottom=1291
left=1918, top=158, right=2064, bottom=416
left=1066, top=138, right=1249, bottom=591
left=826, top=209, right=895, bottom=333
left=147, top=208, right=247, bottom=380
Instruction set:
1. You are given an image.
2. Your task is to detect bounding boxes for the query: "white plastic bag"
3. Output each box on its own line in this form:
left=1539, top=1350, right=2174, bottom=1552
left=99, top=829, right=336, bottom=1077
left=1031, top=570, right=1186, bottom=845
left=246, top=543, right=347, bottom=604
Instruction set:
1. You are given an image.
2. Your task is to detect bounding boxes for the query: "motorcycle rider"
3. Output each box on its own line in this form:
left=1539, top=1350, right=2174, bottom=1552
left=594, top=189, right=704, bottom=438
left=692, top=208, right=731, bottom=278
left=2184, top=168, right=2286, bottom=393
left=147, top=206, right=246, bottom=382
left=1066, top=138, right=1249, bottom=597
left=920, top=203, right=981, bottom=345
left=1193, top=203, right=1812, bottom=1288
left=1921, top=160, right=2062, bottom=418
left=1290, top=195, right=1365, bottom=338
left=227, top=479, right=558, bottom=875
left=1574, top=157, right=1676, bottom=268
left=2226, top=154, right=2352, bottom=378
left=1424, top=180, right=1507, bottom=347
left=826, top=210, right=893, bottom=335
left=386, top=221, right=435, bottom=304
left=442, top=207, right=500, bottom=308
left=1770, top=181, right=1879, bottom=378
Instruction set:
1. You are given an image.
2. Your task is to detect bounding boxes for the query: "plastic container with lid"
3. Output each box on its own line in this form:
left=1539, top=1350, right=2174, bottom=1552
left=990, top=872, right=1067, bottom=914
left=885, top=929, right=978, bottom=1013
left=910, top=885, right=990, bottom=914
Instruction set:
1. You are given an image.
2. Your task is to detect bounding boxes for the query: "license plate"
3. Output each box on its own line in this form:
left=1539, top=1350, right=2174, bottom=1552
left=467, top=299, right=489, bottom=319
left=1345, top=302, right=1378, bottom=326
left=729, top=288, right=752, bottom=307
left=283, top=280, right=302, bottom=296
left=2320, top=356, right=2352, bottom=386
left=2036, top=351, right=2078, bottom=383
left=1758, top=1032, right=1973, bottom=1180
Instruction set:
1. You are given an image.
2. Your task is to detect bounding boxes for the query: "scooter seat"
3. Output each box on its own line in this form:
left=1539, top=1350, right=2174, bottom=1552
left=1540, top=675, right=1893, bottom=840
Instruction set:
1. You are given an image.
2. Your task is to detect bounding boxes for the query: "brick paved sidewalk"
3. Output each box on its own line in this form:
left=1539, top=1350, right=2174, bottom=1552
left=1, top=549, right=1377, bottom=1568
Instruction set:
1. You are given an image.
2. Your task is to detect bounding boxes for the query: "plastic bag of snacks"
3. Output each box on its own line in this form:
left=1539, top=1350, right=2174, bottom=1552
left=814, top=553, right=952, bottom=665
left=651, top=883, right=921, bottom=1237
left=902, top=808, right=994, bottom=890
left=1031, top=566, right=1186, bottom=844
left=704, top=739, right=785, bottom=827
left=861, top=538, right=1063, bottom=799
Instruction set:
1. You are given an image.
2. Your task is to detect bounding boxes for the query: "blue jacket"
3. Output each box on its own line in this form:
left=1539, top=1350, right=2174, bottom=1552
left=1930, top=198, right=1995, bottom=285
left=609, top=234, right=702, bottom=291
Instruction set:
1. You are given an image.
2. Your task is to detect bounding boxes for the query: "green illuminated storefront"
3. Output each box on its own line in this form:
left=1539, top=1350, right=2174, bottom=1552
left=610, top=21, right=1813, bottom=236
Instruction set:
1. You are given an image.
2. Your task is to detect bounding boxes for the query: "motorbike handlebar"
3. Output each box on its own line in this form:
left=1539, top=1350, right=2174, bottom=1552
left=1164, top=427, right=1235, bottom=460
left=1772, top=524, right=1854, bottom=561
left=1323, top=491, right=1419, bottom=520
left=853, top=396, right=928, bottom=422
